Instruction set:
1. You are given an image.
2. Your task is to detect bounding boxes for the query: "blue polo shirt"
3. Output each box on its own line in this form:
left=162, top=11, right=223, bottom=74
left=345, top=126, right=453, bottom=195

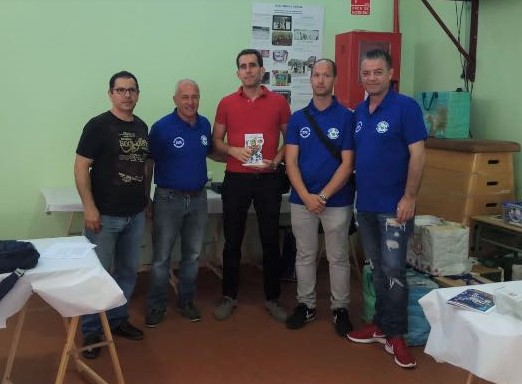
left=354, top=90, right=427, bottom=213
left=286, top=97, right=355, bottom=207
left=149, top=109, right=212, bottom=190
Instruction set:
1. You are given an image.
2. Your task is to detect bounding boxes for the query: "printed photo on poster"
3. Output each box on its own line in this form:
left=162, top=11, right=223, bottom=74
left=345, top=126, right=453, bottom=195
left=252, top=3, right=324, bottom=111
left=273, top=15, right=292, bottom=30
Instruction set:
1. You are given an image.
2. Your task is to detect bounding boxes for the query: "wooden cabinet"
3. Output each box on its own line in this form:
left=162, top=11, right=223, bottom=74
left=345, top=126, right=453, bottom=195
left=417, top=139, right=520, bottom=225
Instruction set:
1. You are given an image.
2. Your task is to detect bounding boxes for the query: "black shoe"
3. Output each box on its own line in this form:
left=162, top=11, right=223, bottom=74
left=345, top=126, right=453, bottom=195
left=332, top=307, right=353, bottom=337
left=82, top=334, right=102, bottom=359
left=286, top=303, right=316, bottom=330
left=177, top=302, right=202, bottom=322
left=113, top=320, right=144, bottom=340
left=145, top=308, right=165, bottom=328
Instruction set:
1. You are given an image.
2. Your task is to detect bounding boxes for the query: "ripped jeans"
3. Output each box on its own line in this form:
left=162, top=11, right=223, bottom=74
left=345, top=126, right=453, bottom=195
left=356, top=212, right=413, bottom=336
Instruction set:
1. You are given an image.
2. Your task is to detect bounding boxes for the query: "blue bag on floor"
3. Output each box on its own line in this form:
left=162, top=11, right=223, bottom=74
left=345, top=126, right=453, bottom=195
left=406, top=269, right=439, bottom=346
left=361, top=265, right=438, bottom=346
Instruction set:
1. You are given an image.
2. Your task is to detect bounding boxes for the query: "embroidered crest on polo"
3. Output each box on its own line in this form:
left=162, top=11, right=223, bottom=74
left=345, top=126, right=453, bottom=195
left=173, top=137, right=185, bottom=148
left=201, top=135, right=208, bottom=146
left=300, top=126, right=311, bottom=138
left=355, top=121, right=363, bottom=133
left=327, top=127, right=339, bottom=140
left=376, top=121, right=389, bottom=134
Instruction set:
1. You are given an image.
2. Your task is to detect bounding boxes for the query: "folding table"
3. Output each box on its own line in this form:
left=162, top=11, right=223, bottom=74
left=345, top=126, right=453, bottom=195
left=0, top=236, right=127, bottom=384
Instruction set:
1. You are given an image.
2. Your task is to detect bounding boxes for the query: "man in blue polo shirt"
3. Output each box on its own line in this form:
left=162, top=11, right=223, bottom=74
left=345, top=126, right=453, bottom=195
left=145, top=79, right=221, bottom=327
left=285, top=59, right=355, bottom=337
left=346, top=49, right=427, bottom=369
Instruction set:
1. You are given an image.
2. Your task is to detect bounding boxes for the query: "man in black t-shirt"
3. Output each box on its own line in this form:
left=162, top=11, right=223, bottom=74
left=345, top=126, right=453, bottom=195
left=74, top=71, right=151, bottom=359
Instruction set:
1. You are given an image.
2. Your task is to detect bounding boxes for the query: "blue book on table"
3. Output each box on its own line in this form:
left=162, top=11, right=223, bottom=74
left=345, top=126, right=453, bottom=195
left=446, top=288, right=495, bottom=314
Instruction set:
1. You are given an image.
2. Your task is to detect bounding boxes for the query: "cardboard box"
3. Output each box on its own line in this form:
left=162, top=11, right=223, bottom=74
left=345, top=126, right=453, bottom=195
left=433, top=273, right=493, bottom=288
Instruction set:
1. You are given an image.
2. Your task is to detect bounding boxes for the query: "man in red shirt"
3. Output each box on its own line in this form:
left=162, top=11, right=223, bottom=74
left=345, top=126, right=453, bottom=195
left=212, top=49, right=291, bottom=322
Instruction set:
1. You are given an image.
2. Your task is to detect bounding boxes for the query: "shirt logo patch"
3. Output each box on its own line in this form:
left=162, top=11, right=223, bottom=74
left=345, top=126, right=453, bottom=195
left=300, top=126, right=311, bottom=138
left=376, top=121, right=389, bottom=134
left=173, top=137, right=185, bottom=148
left=355, top=121, right=363, bottom=133
left=201, top=135, right=208, bottom=146
left=327, top=127, right=339, bottom=140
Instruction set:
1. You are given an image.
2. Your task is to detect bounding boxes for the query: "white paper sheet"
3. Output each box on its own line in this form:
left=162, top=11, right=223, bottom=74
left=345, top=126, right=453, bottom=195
left=40, top=242, right=96, bottom=259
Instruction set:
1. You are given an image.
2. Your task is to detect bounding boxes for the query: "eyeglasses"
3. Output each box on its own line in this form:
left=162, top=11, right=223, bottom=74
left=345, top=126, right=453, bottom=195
left=112, top=87, right=138, bottom=95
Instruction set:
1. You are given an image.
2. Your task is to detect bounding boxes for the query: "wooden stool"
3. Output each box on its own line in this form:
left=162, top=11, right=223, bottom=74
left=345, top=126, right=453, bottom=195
left=1, top=306, right=28, bottom=384
left=58, top=312, right=125, bottom=384
left=466, top=372, right=477, bottom=384
left=2, top=305, right=125, bottom=384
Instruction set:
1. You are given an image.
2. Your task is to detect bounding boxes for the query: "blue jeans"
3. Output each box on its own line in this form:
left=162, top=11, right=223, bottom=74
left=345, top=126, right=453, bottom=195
left=356, top=212, right=413, bottom=336
left=147, top=188, right=208, bottom=311
left=82, top=210, right=145, bottom=337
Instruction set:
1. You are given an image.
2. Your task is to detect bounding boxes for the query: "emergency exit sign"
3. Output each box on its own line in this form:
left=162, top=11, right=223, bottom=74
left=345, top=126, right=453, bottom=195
left=351, top=0, right=370, bottom=15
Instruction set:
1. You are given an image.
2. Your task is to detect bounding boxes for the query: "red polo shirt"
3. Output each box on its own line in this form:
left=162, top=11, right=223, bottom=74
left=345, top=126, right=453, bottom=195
left=215, top=86, right=291, bottom=173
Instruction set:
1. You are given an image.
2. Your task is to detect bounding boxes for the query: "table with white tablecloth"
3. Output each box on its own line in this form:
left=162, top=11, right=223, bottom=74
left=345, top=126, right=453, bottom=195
left=0, top=236, right=127, bottom=384
left=0, top=236, right=125, bottom=328
left=41, top=186, right=291, bottom=274
left=419, top=281, right=522, bottom=384
left=41, top=186, right=289, bottom=217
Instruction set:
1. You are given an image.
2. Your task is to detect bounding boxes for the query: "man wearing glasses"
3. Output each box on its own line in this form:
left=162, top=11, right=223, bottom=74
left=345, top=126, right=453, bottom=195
left=74, top=71, right=151, bottom=359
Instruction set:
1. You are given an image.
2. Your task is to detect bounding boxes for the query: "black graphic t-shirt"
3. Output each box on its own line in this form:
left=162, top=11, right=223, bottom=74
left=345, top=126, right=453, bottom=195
left=76, top=111, right=149, bottom=216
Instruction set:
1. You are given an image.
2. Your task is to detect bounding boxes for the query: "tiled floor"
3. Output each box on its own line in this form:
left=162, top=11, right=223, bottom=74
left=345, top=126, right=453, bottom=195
left=0, top=262, right=491, bottom=383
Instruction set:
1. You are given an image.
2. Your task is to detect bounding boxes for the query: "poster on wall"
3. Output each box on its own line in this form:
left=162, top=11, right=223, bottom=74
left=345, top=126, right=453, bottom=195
left=251, top=3, right=324, bottom=111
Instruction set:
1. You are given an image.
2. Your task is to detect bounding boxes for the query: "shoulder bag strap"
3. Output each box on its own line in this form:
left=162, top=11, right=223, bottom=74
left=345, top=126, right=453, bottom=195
left=303, top=107, right=342, bottom=163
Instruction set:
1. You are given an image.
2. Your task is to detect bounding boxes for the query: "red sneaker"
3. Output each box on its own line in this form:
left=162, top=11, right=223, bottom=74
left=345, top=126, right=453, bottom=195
left=347, top=324, right=386, bottom=344
left=385, top=336, right=417, bottom=368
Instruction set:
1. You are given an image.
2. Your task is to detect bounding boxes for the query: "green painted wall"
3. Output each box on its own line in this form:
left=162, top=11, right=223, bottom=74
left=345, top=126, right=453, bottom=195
left=3, top=0, right=520, bottom=240
left=404, top=0, right=522, bottom=195
left=0, top=0, right=395, bottom=239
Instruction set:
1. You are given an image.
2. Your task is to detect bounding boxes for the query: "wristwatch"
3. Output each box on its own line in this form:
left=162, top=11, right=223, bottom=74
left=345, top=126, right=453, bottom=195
left=319, top=193, right=327, bottom=203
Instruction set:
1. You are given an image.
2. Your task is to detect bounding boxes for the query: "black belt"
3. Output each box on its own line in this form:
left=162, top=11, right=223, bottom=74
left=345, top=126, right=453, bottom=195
left=157, top=187, right=203, bottom=197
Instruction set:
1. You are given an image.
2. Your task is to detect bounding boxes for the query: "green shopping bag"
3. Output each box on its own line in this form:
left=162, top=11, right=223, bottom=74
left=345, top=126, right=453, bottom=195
left=414, top=91, right=471, bottom=139
left=360, top=265, right=439, bottom=346
left=361, top=264, right=376, bottom=324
